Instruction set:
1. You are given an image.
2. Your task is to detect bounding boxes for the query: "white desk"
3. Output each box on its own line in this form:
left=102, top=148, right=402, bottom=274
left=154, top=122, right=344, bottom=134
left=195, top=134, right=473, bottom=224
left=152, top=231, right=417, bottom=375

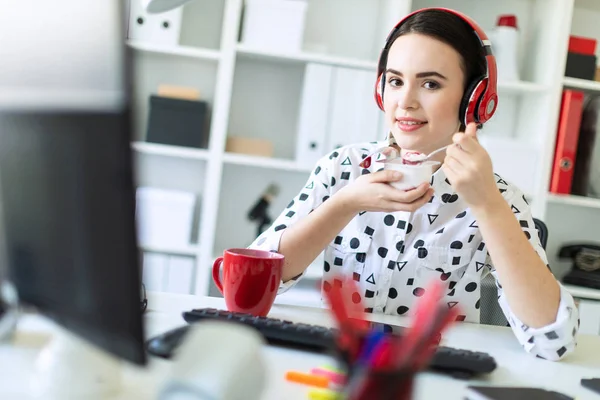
left=1, top=292, right=600, bottom=399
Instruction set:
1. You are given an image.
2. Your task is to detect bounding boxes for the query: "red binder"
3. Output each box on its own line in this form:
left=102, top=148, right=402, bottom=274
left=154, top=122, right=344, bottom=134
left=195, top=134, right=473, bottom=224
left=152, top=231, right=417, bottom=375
left=550, top=90, right=584, bottom=194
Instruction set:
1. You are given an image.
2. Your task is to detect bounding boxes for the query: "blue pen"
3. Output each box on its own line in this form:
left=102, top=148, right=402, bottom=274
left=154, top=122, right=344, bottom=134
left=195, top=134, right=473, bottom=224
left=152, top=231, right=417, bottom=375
left=357, top=330, right=385, bottom=366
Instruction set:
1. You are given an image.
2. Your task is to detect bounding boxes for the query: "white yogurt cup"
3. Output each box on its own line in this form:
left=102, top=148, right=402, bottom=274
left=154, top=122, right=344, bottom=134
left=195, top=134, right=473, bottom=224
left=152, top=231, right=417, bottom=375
left=384, top=160, right=440, bottom=191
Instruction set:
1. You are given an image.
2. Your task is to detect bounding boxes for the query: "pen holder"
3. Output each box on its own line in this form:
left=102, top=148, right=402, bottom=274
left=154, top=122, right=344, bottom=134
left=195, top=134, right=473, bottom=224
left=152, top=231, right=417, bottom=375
left=342, top=364, right=415, bottom=400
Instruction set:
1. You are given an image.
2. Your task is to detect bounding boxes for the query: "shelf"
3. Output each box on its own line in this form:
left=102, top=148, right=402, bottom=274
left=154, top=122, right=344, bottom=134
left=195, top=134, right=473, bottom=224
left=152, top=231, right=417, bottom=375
left=132, top=142, right=211, bottom=161
left=223, top=152, right=314, bottom=173
left=562, top=77, right=600, bottom=93
left=562, top=283, right=600, bottom=301
left=140, top=243, right=199, bottom=257
left=127, top=40, right=221, bottom=61
left=236, top=44, right=378, bottom=71
left=547, top=193, right=600, bottom=209
left=236, top=45, right=547, bottom=95
left=497, top=80, right=549, bottom=94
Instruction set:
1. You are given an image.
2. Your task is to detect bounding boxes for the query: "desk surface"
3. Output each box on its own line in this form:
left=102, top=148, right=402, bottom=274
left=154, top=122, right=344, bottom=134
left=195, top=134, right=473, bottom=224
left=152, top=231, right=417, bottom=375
left=2, top=292, right=600, bottom=400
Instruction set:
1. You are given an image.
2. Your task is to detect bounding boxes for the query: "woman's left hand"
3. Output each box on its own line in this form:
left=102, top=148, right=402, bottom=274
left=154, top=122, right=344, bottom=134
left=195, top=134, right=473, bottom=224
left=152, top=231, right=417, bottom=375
left=442, top=122, right=502, bottom=210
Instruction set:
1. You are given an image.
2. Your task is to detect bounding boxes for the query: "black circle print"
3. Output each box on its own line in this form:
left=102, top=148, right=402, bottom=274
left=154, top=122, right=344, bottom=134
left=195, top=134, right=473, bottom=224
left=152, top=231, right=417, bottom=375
left=465, top=282, right=477, bottom=292
left=350, top=238, right=360, bottom=249
left=324, top=261, right=330, bottom=272
left=413, top=239, right=425, bottom=248
left=352, top=292, right=362, bottom=304
left=456, top=211, right=467, bottom=218
left=356, top=253, right=366, bottom=263
left=396, top=240, right=404, bottom=251
left=442, top=193, right=459, bottom=203
left=331, top=177, right=336, bottom=187
left=418, top=248, right=428, bottom=258
left=450, top=241, right=463, bottom=249
left=378, top=247, right=388, bottom=258
left=384, top=215, right=395, bottom=226
left=413, top=287, right=425, bottom=297
left=388, top=288, right=398, bottom=299
left=397, top=306, right=409, bottom=315
left=406, top=223, right=413, bottom=234
left=315, top=166, right=321, bottom=175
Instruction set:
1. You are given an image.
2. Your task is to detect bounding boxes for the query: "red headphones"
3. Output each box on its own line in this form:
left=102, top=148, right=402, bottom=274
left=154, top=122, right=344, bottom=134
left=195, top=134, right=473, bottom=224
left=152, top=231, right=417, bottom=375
left=374, top=7, right=498, bottom=126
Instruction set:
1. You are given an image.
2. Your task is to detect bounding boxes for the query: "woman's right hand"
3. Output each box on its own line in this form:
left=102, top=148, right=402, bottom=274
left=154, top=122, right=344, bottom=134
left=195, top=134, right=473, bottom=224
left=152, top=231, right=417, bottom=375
left=335, top=170, right=434, bottom=214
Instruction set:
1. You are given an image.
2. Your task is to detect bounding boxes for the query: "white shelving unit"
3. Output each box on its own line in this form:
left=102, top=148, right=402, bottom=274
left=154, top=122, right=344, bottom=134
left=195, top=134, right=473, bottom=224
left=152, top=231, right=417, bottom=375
left=129, top=0, right=600, bottom=302
left=127, top=40, right=222, bottom=61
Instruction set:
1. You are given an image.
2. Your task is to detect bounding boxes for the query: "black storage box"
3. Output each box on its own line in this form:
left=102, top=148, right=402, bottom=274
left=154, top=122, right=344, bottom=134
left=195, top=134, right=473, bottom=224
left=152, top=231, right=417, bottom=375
left=146, top=95, right=210, bottom=149
left=565, top=52, right=597, bottom=80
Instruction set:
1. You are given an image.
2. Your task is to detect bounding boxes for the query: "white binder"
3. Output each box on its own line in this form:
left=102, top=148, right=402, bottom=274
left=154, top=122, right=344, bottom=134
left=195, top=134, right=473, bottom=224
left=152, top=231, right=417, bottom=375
left=295, top=63, right=334, bottom=168
left=142, top=253, right=169, bottom=292
left=166, top=256, right=194, bottom=294
left=327, top=67, right=382, bottom=151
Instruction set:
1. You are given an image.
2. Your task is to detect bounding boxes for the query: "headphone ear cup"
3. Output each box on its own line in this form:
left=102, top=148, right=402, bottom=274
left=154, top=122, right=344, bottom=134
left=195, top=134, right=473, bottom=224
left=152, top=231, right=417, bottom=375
left=375, top=74, right=385, bottom=110
left=459, top=78, right=484, bottom=126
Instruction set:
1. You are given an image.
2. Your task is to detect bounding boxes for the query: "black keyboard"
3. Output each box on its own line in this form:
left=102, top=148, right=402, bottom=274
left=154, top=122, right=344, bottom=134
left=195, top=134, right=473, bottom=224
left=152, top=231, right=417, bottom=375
left=146, top=307, right=497, bottom=379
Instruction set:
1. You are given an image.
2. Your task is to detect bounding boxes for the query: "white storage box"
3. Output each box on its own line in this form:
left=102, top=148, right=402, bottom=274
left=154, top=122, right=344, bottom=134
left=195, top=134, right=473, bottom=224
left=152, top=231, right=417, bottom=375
left=135, top=187, right=196, bottom=248
left=127, top=0, right=183, bottom=46
left=241, top=0, right=308, bottom=52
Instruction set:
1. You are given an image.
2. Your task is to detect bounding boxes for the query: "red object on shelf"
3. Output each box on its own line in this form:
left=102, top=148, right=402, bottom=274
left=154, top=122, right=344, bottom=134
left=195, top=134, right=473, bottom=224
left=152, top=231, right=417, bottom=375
left=550, top=90, right=585, bottom=195
left=568, top=35, right=597, bottom=56
left=496, top=15, right=517, bottom=29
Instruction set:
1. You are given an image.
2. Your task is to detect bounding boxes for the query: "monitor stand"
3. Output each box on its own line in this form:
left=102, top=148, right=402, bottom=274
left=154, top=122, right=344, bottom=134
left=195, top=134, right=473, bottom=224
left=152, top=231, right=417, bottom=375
left=30, top=323, right=123, bottom=400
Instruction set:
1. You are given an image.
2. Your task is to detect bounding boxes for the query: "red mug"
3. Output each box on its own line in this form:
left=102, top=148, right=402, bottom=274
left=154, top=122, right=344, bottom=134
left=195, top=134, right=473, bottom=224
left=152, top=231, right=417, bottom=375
left=212, top=248, right=284, bottom=317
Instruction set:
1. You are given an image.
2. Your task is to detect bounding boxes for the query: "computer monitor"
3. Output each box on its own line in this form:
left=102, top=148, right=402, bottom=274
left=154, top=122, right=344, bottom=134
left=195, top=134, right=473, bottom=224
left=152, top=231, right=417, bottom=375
left=0, top=0, right=146, bottom=396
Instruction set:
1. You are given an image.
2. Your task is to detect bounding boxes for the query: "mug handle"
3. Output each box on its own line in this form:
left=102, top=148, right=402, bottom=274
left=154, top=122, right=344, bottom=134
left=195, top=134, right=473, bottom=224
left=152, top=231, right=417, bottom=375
left=212, top=257, right=224, bottom=294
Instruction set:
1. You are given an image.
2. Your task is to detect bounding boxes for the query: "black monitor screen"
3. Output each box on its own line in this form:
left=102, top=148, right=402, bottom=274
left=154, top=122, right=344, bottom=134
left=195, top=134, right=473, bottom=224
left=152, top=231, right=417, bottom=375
left=0, top=109, right=146, bottom=365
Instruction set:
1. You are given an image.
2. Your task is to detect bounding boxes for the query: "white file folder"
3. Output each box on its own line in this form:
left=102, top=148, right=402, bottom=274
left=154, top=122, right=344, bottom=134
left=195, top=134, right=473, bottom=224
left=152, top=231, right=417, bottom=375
left=327, top=67, right=382, bottom=151
left=166, top=256, right=194, bottom=294
left=142, top=253, right=169, bottom=292
left=295, top=63, right=334, bottom=168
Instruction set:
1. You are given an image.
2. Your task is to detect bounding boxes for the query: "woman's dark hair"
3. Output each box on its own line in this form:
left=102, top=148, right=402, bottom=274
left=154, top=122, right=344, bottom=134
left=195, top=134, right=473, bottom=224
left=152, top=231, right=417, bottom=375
left=386, top=9, right=487, bottom=91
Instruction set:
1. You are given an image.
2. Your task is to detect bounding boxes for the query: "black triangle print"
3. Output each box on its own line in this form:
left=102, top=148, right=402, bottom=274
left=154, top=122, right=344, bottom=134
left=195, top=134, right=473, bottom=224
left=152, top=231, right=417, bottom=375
left=469, top=221, right=478, bottom=228
left=447, top=301, right=459, bottom=309
left=476, top=262, right=485, bottom=272
left=511, top=205, right=520, bottom=214
left=397, top=261, right=407, bottom=271
left=341, top=157, right=352, bottom=166
left=497, top=178, right=508, bottom=185
left=499, top=188, right=507, bottom=194
left=305, top=181, right=314, bottom=189
left=366, top=273, right=376, bottom=285
left=359, top=211, right=367, bottom=216
left=436, top=227, right=444, bottom=234
left=323, top=183, right=328, bottom=189
left=428, top=214, right=439, bottom=224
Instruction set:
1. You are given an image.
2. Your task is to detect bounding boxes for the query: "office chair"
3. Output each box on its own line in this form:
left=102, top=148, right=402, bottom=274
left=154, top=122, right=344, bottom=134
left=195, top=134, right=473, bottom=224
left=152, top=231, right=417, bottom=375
left=480, top=218, right=549, bottom=326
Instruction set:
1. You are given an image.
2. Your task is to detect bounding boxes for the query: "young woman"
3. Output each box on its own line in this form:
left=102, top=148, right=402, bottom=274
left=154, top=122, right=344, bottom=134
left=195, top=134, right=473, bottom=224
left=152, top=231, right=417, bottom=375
left=249, top=8, right=578, bottom=361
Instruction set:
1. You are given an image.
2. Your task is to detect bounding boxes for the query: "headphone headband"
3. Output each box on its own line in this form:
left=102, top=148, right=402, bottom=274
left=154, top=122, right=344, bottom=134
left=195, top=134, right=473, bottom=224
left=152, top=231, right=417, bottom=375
left=374, top=7, right=498, bottom=126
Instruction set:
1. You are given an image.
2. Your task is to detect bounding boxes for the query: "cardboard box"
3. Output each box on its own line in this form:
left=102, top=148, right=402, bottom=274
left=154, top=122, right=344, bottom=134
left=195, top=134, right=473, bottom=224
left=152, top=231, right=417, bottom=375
left=158, top=84, right=201, bottom=101
left=226, top=137, right=274, bottom=157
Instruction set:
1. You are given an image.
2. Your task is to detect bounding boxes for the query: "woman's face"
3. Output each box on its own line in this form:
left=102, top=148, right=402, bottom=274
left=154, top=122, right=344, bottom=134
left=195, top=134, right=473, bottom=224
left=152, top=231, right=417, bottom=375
left=382, top=33, right=466, bottom=159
